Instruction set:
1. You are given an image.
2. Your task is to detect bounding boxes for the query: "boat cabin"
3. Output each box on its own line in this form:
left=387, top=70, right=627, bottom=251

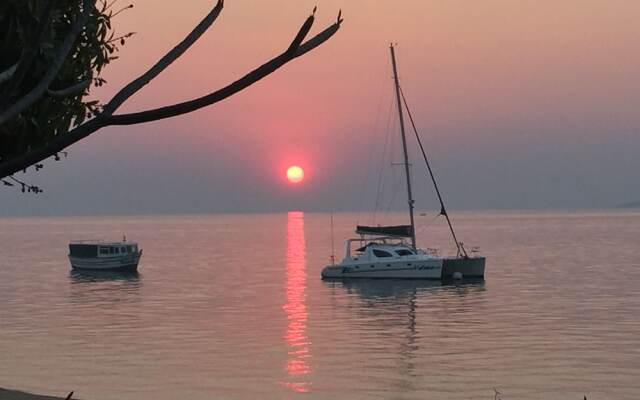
left=342, top=238, right=425, bottom=263
left=69, top=241, right=140, bottom=259
left=340, top=224, right=429, bottom=263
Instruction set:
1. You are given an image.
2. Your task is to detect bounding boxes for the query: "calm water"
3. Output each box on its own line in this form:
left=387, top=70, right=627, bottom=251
left=1, top=210, right=639, bottom=400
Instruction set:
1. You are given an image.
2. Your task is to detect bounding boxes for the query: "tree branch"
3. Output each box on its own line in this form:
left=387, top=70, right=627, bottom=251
left=47, top=79, right=92, bottom=98
left=107, top=15, right=341, bottom=125
left=0, top=9, right=342, bottom=179
left=0, top=116, right=108, bottom=179
left=103, top=0, right=224, bottom=115
left=0, top=0, right=55, bottom=108
left=287, top=12, right=314, bottom=54
left=0, top=0, right=95, bottom=125
left=0, top=63, right=18, bottom=85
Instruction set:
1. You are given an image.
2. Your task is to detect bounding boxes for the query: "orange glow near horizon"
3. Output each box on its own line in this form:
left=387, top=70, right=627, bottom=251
left=286, top=166, right=305, bottom=184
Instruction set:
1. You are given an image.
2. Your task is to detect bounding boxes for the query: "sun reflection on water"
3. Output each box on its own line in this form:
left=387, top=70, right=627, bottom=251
left=282, top=211, right=311, bottom=392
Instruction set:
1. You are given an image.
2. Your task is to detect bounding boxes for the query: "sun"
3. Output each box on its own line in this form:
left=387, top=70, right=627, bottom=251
left=286, top=165, right=304, bottom=184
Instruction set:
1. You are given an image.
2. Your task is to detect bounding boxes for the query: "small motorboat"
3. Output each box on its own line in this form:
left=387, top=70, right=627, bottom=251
left=68, top=238, right=142, bottom=271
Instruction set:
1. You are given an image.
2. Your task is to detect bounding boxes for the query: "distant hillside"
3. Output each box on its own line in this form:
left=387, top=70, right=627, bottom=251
left=617, top=200, right=640, bottom=208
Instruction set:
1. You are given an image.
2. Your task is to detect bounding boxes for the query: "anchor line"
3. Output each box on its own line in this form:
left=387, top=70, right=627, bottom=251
left=398, top=85, right=467, bottom=257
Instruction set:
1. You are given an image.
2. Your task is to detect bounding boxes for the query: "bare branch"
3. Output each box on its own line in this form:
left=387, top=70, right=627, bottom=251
left=108, top=17, right=342, bottom=126
left=103, top=0, right=224, bottom=115
left=293, top=14, right=342, bottom=58
left=0, top=63, right=18, bottom=85
left=47, top=79, right=92, bottom=98
left=0, top=10, right=342, bottom=179
left=287, top=13, right=314, bottom=54
left=0, top=0, right=95, bottom=125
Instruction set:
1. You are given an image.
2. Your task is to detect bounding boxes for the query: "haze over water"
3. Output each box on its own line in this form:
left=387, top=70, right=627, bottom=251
left=1, top=210, right=639, bottom=400
left=2, top=0, right=640, bottom=215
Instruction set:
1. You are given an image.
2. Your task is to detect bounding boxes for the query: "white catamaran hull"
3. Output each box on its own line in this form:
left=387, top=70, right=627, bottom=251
left=69, top=254, right=141, bottom=271
left=322, top=258, right=443, bottom=279
left=322, top=256, right=486, bottom=280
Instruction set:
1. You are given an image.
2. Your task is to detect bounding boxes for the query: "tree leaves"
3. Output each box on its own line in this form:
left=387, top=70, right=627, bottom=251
left=0, top=0, right=131, bottom=162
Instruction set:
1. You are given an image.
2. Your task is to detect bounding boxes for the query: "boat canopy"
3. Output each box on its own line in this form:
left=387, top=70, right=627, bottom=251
left=356, top=225, right=413, bottom=238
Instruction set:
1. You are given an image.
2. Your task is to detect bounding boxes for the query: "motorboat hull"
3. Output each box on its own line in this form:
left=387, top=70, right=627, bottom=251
left=322, top=258, right=443, bottom=279
left=69, top=254, right=141, bottom=271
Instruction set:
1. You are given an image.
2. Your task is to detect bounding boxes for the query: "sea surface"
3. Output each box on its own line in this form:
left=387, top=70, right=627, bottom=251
left=1, top=210, right=639, bottom=400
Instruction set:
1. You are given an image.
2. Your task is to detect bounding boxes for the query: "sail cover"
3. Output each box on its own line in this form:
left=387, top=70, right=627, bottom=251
left=356, top=225, right=413, bottom=237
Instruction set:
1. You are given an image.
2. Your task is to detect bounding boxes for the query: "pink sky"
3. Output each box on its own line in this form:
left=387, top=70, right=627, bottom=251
left=3, top=0, right=640, bottom=215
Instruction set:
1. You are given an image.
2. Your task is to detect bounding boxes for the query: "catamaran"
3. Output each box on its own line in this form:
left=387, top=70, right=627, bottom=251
left=321, top=44, right=486, bottom=280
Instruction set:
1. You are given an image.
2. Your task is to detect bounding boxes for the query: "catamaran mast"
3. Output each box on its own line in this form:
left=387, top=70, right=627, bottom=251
left=389, top=43, right=417, bottom=250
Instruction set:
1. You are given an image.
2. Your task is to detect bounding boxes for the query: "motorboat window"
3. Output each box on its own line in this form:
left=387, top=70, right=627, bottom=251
left=99, top=247, right=109, bottom=255
left=109, top=247, right=115, bottom=254
left=395, top=249, right=414, bottom=256
left=373, top=249, right=393, bottom=258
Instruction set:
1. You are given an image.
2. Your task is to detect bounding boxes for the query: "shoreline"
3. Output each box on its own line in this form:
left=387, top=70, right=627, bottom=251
left=0, top=388, right=74, bottom=400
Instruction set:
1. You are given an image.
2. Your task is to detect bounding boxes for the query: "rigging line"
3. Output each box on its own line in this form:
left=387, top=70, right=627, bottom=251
left=372, top=97, right=395, bottom=224
left=415, top=213, right=440, bottom=236
left=383, top=113, right=402, bottom=219
left=399, top=85, right=467, bottom=257
left=330, top=210, right=336, bottom=265
left=384, top=137, right=404, bottom=219
left=383, top=159, right=403, bottom=219
left=356, top=67, right=392, bottom=220
left=381, top=107, right=399, bottom=221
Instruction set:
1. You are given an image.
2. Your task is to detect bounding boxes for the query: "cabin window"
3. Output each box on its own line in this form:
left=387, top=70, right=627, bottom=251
left=127, top=246, right=133, bottom=253
left=69, top=244, right=98, bottom=257
left=109, top=247, right=115, bottom=254
left=121, top=247, right=126, bottom=253
left=373, top=249, right=393, bottom=258
left=99, top=247, right=109, bottom=255
left=395, top=249, right=414, bottom=256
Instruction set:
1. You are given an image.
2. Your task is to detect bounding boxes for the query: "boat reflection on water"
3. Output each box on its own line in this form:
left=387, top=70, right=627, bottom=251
left=68, top=268, right=142, bottom=306
left=70, top=269, right=140, bottom=283
left=282, top=211, right=311, bottom=393
left=324, top=278, right=485, bottom=302
left=322, top=278, right=486, bottom=394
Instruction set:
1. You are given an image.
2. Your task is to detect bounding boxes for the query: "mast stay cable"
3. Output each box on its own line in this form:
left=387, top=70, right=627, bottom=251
left=399, top=86, right=467, bottom=257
